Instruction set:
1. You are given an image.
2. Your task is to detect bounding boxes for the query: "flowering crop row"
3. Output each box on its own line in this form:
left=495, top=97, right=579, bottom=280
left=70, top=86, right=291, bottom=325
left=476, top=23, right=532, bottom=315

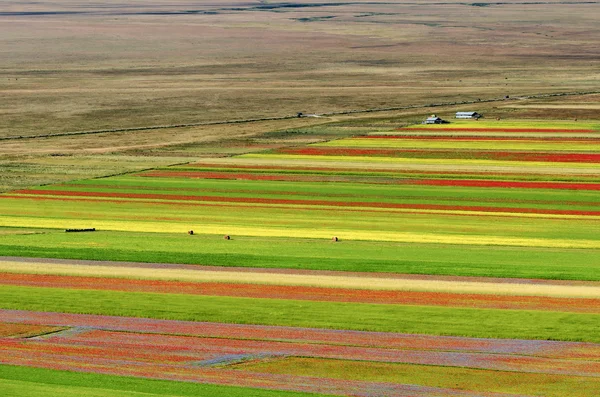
left=276, top=147, right=600, bottom=163
left=12, top=189, right=600, bottom=216
left=1, top=346, right=499, bottom=397
left=367, top=135, right=600, bottom=141
left=3, top=258, right=598, bottom=298
left=398, top=128, right=597, bottom=133
left=138, top=170, right=600, bottom=189
left=2, top=311, right=600, bottom=382
left=3, top=310, right=599, bottom=361
left=1, top=273, right=598, bottom=313
left=320, top=138, right=600, bottom=152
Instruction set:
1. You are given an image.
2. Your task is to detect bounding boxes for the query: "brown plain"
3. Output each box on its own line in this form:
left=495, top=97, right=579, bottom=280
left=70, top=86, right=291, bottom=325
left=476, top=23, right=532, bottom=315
left=1, top=0, right=599, bottom=190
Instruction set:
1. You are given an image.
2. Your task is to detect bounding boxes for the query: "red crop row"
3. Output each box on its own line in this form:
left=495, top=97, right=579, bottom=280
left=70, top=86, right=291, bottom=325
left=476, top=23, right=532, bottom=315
left=1, top=346, right=487, bottom=397
left=276, top=147, right=600, bottom=163
left=409, top=178, right=600, bottom=191
left=1, top=320, right=599, bottom=383
left=13, top=189, right=600, bottom=216
left=366, top=135, right=600, bottom=142
left=2, top=322, right=599, bottom=379
left=1, top=273, right=598, bottom=313
left=142, top=167, right=600, bottom=184
left=0, top=337, right=195, bottom=364
left=39, top=329, right=600, bottom=377
left=396, top=128, right=597, bottom=133
left=2, top=310, right=599, bottom=360
left=140, top=170, right=334, bottom=182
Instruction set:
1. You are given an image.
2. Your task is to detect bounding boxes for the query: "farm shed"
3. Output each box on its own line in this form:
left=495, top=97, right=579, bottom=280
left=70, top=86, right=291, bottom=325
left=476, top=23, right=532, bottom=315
left=425, top=116, right=445, bottom=124
left=456, top=111, right=481, bottom=119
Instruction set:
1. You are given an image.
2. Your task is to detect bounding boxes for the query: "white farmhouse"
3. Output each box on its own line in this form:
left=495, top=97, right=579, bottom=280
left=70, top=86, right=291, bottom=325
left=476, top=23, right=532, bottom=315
left=455, top=111, right=482, bottom=119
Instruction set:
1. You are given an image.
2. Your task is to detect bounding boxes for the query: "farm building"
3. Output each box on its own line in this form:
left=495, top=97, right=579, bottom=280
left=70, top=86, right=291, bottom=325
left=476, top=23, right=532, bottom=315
left=455, top=111, right=482, bottom=119
left=425, top=116, right=445, bottom=124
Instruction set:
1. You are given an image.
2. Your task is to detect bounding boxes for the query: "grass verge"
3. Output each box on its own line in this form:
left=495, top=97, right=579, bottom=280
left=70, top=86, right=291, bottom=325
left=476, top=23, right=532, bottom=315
left=0, top=364, right=326, bottom=397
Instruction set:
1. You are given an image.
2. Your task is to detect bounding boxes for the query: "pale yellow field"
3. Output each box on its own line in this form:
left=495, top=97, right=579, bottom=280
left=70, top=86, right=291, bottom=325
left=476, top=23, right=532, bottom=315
left=400, top=120, right=600, bottom=129
left=507, top=105, right=600, bottom=110
left=1, top=259, right=599, bottom=298
left=4, top=194, right=597, bottom=221
left=318, top=139, right=600, bottom=152
left=374, top=131, right=600, bottom=138
left=231, top=154, right=600, bottom=175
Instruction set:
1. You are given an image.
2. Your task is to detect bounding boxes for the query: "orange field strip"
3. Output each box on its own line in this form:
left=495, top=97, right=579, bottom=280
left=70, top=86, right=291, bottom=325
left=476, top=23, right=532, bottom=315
left=398, top=128, right=597, bottom=133
left=139, top=170, right=600, bottom=191
left=12, top=189, right=600, bottom=216
left=2, top=258, right=600, bottom=298
left=1, top=272, right=599, bottom=313
left=3, top=328, right=599, bottom=379
left=0, top=322, right=63, bottom=338
left=2, top=309, right=600, bottom=386
left=4, top=310, right=600, bottom=360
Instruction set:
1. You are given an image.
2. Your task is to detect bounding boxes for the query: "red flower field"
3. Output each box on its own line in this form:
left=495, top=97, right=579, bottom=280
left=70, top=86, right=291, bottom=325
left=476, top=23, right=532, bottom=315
left=12, top=189, right=600, bottom=216
left=1, top=273, right=598, bottom=313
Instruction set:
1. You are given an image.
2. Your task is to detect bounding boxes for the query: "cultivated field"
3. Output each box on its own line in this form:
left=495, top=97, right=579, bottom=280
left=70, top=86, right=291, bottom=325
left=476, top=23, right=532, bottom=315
left=2, top=0, right=600, bottom=395
left=1, top=118, right=600, bottom=395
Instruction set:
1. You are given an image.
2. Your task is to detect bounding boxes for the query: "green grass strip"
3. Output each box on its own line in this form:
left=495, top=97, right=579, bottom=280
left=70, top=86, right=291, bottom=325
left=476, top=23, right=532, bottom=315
left=1, top=285, right=599, bottom=342
left=0, top=364, right=327, bottom=397
left=1, top=230, right=600, bottom=280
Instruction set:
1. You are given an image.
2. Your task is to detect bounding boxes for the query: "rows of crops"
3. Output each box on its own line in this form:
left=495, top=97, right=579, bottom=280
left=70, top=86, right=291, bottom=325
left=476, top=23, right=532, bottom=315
left=1, top=119, right=599, bottom=395
left=1, top=308, right=599, bottom=397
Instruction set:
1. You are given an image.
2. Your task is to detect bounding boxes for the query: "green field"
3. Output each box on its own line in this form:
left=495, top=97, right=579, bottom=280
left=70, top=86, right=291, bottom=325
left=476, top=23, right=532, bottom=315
left=2, top=118, right=600, bottom=395
left=3, top=0, right=600, bottom=393
left=1, top=230, right=600, bottom=280
left=0, top=365, right=325, bottom=397
left=1, top=285, right=598, bottom=342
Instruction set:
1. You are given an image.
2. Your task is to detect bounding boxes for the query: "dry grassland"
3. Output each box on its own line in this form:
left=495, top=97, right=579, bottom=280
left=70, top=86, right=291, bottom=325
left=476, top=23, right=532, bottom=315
left=2, top=1, right=599, bottom=190
left=2, top=0, right=599, bottom=137
left=0, top=118, right=324, bottom=191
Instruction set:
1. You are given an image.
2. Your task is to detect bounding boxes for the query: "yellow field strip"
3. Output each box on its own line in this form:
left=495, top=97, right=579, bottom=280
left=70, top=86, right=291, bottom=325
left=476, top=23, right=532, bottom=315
left=3, top=196, right=599, bottom=221
left=243, top=154, right=600, bottom=169
left=399, top=121, right=599, bottom=129
left=505, top=104, right=600, bottom=109
left=1, top=216, right=600, bottom=248
left=369, top=132, right=600, bottom=138
left=317, top=139, right=600, bottom=152
left=209, top=156, right=600, bottom=175
left=1, top=260, right=599, bottom=298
